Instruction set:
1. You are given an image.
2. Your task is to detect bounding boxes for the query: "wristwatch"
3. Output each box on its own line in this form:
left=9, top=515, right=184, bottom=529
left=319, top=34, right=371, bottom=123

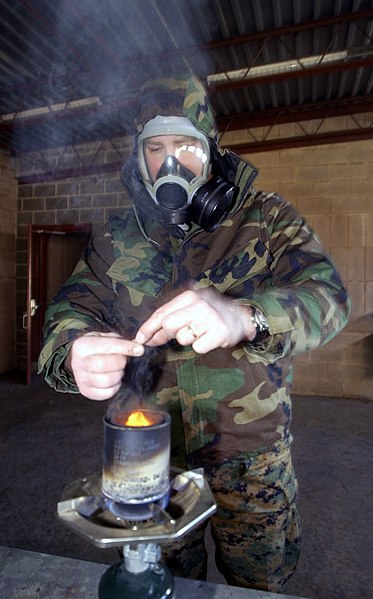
left=249, top=306, right=270, bottom=345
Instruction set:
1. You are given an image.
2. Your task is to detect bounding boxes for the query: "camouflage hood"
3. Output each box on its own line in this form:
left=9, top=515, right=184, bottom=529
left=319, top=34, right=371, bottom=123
left=135, top=75, right=218, bottom=140
left=121, top=75, right=258, bottom=234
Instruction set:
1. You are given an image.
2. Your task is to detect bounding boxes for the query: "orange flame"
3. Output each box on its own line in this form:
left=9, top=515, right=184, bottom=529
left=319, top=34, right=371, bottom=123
left=124, top=410, right=154, bottom=427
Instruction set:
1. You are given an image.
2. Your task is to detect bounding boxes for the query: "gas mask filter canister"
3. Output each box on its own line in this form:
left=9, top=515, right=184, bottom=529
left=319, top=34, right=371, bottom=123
left=137, top=116, right=238, bottom=231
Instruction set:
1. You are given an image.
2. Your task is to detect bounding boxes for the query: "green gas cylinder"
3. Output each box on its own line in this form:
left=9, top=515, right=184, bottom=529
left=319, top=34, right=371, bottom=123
left=98, top=543, right=174, bottom=599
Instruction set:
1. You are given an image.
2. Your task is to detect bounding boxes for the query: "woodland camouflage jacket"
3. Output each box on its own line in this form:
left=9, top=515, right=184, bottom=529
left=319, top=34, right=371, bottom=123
left=38, top=76, right=351, bottom=469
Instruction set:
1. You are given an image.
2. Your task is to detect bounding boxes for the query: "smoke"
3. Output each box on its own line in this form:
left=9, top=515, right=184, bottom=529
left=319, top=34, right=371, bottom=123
left=122, top=345, right=163, bottom=399
left=8, top=0, right=215, bottom=155
left=105, top=345, right=165, bottom=422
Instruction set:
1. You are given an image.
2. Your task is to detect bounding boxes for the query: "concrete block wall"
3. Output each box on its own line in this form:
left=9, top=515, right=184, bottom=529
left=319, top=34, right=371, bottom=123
left=248, top=139, right=373, bottom=400
left=0, top=150, right=17, bottom=373
left=15, top=128, right=373, bottom=399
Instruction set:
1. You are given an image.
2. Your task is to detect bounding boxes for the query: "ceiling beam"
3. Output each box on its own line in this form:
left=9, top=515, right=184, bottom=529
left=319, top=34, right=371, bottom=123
left=216, top=95, right=373, bottom=130
left=194, top=8, right=373, bottom=52
left=17, top=161, right=125, bottom=184
left=209, top=57, right=373, bottom=92
left=227, top=127, right=373, bottom=154
left=2, top=90, right=371, bottom=143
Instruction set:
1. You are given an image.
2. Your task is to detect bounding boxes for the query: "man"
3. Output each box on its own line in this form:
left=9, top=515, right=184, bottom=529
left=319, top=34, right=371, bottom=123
left=39, top=75, right=350, bottom=592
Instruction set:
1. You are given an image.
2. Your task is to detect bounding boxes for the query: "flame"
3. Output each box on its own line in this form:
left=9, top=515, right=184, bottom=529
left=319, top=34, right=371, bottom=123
left=124, top=410, right=153, bottom=427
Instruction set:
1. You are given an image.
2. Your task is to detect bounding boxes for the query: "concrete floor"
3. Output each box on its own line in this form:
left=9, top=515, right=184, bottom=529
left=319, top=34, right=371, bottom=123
left=0, top=371, right=372, bottom=599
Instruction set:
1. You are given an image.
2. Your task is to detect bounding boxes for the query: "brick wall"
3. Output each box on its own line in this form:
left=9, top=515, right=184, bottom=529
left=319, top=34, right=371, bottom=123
left=15, top=129, right=373, bottom=399
left=0, top=150, right=17, bottom=373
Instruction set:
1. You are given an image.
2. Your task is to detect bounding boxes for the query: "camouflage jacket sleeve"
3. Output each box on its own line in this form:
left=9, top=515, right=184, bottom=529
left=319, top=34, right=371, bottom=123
left=235, top=192, right=351, bottom=361
left=38, top=224, right=118, bottom=392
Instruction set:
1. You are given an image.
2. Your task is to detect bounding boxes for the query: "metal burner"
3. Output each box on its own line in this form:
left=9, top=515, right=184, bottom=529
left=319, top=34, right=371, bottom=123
left=58, top=469, right=216, bottom=598
left=104, top=492, right=170, bottom=522
left=57, top=468, right=216, bottom=548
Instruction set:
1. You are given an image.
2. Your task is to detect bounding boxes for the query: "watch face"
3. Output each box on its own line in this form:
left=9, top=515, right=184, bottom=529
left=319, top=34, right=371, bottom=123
left=251, top=307, right=270, bottom=344
left=256, top=312, right=269, bottom=332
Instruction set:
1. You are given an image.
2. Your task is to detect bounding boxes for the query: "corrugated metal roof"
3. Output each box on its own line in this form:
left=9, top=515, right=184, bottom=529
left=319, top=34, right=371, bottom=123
left=0, top=0, right=372, bottom=155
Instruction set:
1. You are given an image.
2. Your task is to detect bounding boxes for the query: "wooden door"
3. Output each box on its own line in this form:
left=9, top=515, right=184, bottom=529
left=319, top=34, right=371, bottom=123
left=26, top=224, right=92, bottom=384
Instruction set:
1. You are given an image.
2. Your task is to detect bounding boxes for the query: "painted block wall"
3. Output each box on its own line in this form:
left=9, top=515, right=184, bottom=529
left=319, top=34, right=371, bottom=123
left=248, top=141, right=373, bottom=400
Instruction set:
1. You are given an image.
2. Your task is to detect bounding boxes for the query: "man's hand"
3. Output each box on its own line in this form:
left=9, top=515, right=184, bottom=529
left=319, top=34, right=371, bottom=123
left=135, top=289, right=256, bottom=353
left=70, top=332, right=144, bottom=400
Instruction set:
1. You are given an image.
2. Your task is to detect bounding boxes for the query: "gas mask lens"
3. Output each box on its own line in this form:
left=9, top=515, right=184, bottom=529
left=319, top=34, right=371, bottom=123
left=145, top=138, right=208, bottom=183
left=156, top=155, right=196, bottom=184
left=137, top=117, right=211, bottom=211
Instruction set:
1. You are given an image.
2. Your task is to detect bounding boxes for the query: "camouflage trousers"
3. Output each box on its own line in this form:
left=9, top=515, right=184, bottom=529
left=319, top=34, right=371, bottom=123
left=161, top=444, right=301, bottom=593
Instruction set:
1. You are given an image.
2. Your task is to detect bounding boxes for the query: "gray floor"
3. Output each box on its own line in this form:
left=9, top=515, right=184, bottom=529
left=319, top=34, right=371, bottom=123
left=0, top=372, right=372, bottom=599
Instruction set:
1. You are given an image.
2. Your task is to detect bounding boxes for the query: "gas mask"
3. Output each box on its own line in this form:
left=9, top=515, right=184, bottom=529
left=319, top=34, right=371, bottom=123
left=137, top=116, right=238, bottom=232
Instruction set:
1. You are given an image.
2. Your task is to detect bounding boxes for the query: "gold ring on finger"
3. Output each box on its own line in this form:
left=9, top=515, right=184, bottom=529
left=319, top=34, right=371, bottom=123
left=187, top=325, right=198, bottom=339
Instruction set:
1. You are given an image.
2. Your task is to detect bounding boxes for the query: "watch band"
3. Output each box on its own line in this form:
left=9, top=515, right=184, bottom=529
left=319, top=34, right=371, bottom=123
left=249, top=306, right=270, bottom=345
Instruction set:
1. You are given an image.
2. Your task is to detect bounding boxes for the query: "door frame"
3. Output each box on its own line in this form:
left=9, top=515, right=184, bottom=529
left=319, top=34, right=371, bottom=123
left=26, top=223, right=92, bottom=384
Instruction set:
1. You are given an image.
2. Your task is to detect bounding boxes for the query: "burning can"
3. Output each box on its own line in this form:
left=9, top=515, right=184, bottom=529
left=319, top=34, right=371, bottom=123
left=102, top=409, right=171, bottom=517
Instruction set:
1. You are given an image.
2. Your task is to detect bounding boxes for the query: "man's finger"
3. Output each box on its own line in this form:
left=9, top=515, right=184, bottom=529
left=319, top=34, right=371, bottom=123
left=135, top=291, right=199, bottom=343
left=78, top=333, right=145, bottom=357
